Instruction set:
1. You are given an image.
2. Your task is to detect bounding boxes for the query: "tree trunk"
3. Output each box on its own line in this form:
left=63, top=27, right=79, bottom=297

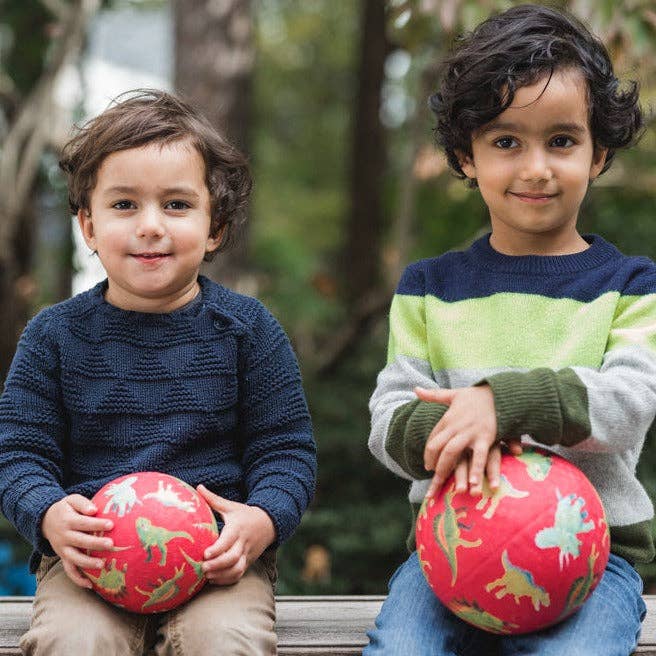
left=342, top=0, right=388, bottom=305
left=173, top=0, right=255, bottom=289
left=0, top=0, right=99, bottom=380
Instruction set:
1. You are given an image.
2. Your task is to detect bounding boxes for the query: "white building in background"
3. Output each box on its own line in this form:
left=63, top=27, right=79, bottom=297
left=62, top=3, right=173, bottom=294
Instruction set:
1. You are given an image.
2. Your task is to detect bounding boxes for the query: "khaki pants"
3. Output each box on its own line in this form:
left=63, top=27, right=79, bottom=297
left=20, top=554, right=277, bottom=656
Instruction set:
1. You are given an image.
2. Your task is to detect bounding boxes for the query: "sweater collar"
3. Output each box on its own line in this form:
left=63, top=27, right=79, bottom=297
left=89, top=275, right=218, bottom=321
left=468, top=233, right=621, bottom=275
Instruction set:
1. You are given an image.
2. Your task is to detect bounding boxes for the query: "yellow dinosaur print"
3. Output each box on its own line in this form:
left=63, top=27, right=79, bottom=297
left=475, top=475, right=529, bottom=520
left=485, top=550, right=550, bottom=611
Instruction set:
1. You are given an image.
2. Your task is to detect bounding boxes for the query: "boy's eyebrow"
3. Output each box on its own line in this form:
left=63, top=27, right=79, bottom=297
left=480, top=121, right=588, bottom=136
left=101, top=185, right=201, bottom=198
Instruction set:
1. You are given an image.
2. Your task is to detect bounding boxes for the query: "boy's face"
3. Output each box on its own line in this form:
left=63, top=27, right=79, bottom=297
left=78, top=139, right=220, bottom=312
left=459, top=68, right=607, bottom=254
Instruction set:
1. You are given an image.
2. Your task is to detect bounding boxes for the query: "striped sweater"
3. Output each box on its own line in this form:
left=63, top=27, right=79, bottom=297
left=369, top=233, right=656, bottom=564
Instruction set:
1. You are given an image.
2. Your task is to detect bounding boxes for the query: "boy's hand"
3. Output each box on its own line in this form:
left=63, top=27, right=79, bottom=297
left=197, top=485, right=276, bottom=586
left=41, top=495, right=114, bottom=589
left=417, top=386, right=522, bottom=497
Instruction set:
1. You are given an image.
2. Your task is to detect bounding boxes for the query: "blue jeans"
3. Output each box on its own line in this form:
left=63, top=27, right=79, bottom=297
left=363, top=551, right=646, bottom=656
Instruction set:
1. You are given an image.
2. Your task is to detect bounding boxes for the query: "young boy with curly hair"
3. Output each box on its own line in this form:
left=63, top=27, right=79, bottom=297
left=366, top=5, right=654, bottom=655
left=0, top=89, right=316, bottom=655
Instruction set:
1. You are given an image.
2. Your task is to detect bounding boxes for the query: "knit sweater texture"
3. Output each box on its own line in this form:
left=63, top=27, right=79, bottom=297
left=369, top=234, right=656, bottom=564
left=0, top=276, right=316, bottom=571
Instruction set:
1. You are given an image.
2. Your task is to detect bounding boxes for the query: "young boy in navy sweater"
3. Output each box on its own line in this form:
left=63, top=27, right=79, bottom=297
left=0, top=89, right=316, bottom=655
left=366, top=5, right=654, bottom=655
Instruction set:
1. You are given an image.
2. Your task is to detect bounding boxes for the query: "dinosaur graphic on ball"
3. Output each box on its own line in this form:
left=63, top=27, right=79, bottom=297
left=416, top=448, right=609, bottom=634
left=83, top=472, right=219, bottom=613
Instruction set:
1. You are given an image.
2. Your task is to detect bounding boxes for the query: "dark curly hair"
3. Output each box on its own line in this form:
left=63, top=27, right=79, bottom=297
left=429, top=4, right=643, bottom=187
left=59, top=89, right=252, bottom=259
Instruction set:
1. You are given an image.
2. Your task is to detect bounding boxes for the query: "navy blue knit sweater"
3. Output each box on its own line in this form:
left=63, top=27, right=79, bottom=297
left=0, top=276, right=316, bottom=571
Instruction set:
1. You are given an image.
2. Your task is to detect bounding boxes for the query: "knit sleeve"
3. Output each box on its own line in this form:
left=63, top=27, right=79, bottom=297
left=238, top=303, right=316, bottom=546
left=0, top=313, right=68, bottom=554
left=478, top=292, right=656, bottom=452
left=368, top=264, right=448, bottom=480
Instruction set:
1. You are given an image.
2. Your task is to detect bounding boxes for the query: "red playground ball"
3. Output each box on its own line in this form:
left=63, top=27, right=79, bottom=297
left=415, top=448, right=609, bottom=634
left=83, top=472, right=219, bottom=613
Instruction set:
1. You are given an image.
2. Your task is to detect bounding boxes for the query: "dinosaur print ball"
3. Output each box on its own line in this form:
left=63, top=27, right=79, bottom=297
left=82, top=472, right=219, bottom=613
left=415, top=448, right=609, bottom=634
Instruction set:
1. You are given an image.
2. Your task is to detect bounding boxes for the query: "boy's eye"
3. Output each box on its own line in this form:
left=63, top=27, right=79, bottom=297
left=165, top=200, right=190, bottom=211
left=494, top=137, right=518, bottom=149
left=550, top=135, right=575, bottom=148
left=112, top=200, right=135, bottom=210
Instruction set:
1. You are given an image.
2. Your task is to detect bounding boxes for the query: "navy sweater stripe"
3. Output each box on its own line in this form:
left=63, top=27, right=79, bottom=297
left=398, top=234, right=655, bottom=302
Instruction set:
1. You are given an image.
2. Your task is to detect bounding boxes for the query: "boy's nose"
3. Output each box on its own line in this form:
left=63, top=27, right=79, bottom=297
left=519, top=149, right=554, bottom=182
left=135, top=207, right=166, bottom=238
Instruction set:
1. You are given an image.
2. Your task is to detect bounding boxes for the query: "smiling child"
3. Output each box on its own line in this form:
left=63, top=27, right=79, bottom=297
left=365, top=5, right=654, bottom=655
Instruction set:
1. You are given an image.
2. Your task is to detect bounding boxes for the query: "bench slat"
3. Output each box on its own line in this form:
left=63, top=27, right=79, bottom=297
left=1, top=595, right=655, bottom=655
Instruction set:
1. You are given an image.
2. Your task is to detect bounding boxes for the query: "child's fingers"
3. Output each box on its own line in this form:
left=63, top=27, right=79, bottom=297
left=66, top=495, right=98, bottom=516
left=203, top=541, right=242, bottom=575
left=63, top=545, right=106, bottom=572
left=432, top=433, right=472, bottom=489
left=204, top=527, right=237, bottom=560
left=424, top=425, right=457, bottom=471
left=206, top=554, right=248, bottom=586
left=468, top=439, right=493, bottom=495
left=414, top=387, right=457, bottom=405
left=506, top=438, right=523, bottom=455
left=197, top=484, right=235, bottom=515
left=484, top=446, right=502, bottom=491
left=71, top=515, right=114, bottom=534
left=70, top=530, right=113, bottom=553
left=454, top=459, right=469, bottom=493
left=62, top=556, right=95, bottom=588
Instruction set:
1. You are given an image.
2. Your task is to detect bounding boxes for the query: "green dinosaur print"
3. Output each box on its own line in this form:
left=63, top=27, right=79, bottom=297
left=485, top=550, right=550, bottom=611
left=135, top=517, right=193, bottom=566
left=84, top=559, right=128, bottom=598
left=180, top=549, right=206, bottom=595
left=475, top=475, right=529, bottom=519
left=516, top=449, right=552, bottom=481
left=135, top=564, right=186, bottom=610
left=143, top=480, right=198, bottom=512
left=432, top=484, right=482, bottom=586
left=560, top=543, right=601, bottom=618
left=534, top=490, right=594, bottom=569
left=102, top=476, right=142, bottom=517
left=448, top=599, right=519, bottom=634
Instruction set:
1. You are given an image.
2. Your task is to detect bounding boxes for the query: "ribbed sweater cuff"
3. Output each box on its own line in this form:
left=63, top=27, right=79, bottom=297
left=247, top=487, right=302, bottom=547
left=387, top=400, right=448, bottom=479
left=478, top=370, right=563, bottom=443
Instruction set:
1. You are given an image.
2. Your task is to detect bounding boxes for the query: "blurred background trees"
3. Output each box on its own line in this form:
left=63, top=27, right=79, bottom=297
left=1, top=0, right=655, bottom=595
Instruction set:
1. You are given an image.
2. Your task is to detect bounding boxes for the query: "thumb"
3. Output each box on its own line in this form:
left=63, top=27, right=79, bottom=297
left=197, top=485, right=234, bottom=514
left=67, top=494, right=97, bottom=515
left=414, top=386, right=456, bottom=404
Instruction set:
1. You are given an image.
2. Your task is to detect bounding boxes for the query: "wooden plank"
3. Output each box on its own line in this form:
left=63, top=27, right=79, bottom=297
left=1, top=595, right=655, bottom=655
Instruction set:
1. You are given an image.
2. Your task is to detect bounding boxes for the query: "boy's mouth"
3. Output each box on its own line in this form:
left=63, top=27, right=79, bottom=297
left=508, top=191, right=558, bottom=204
left=131, top=252, right=171, bottom=262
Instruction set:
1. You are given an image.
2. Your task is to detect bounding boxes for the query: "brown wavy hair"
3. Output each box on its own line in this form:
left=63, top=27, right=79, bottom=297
left=430, top=4, right=643, bottom=188
left=59, top=89, right=252, bottom=258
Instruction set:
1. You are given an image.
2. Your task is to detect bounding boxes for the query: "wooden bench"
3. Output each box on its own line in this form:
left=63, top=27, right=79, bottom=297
left=1, top=595, right=656, bottom=654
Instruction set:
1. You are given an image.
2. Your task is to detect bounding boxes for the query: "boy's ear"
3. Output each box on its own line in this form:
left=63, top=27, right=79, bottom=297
left=77, top=209, right=97, bottom=251
left=456, top=150, right=477, bottom=179
left=589, top=146, right=608, bottom=180
left=206, top=224, right=226, bottom=254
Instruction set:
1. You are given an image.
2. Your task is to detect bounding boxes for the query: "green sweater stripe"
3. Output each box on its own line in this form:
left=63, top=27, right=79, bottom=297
left=387, top=294, right=427, bottom=364
left=389, top=291, right=656, bottom=369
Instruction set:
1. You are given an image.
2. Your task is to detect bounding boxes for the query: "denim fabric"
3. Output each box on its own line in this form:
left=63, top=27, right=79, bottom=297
left=363, top=551, right=645, bottom=656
